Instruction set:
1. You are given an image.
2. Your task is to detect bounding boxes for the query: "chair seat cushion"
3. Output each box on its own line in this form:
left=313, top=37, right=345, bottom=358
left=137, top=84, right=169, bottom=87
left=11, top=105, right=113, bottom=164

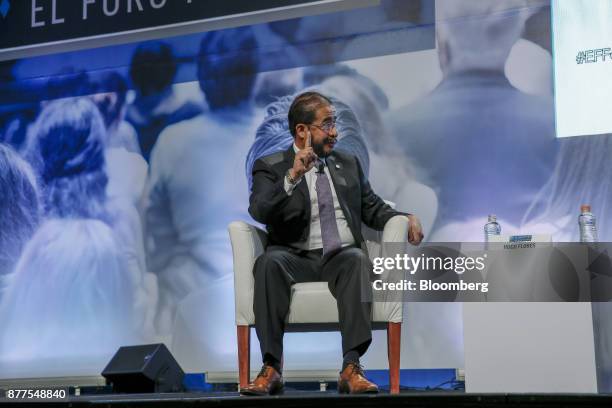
left=288, top=282, right=338, bottom=324
left=286, top=280, right=402, bottom=325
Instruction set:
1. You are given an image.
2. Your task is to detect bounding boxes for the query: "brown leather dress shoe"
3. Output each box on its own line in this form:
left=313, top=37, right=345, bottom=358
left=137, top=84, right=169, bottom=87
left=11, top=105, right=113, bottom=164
left=240, top=365, right=284, bottom=396
left=338, top=363, right=379, bottom=394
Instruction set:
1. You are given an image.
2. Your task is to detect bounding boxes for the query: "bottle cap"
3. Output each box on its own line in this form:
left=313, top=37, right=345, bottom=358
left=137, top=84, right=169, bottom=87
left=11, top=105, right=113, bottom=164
left=488, top=214, right=497, bottom=222
left=581, top=205, right=591, bottom=213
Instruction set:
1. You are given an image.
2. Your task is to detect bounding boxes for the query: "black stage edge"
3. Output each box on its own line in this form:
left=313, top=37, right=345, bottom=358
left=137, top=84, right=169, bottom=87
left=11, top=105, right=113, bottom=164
left=22, top=392, right=612, bottom=407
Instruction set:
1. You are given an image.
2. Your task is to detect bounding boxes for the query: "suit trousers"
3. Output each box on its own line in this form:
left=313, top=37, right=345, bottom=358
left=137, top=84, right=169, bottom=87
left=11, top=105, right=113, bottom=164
left=253, top=244, right=374, bottom=365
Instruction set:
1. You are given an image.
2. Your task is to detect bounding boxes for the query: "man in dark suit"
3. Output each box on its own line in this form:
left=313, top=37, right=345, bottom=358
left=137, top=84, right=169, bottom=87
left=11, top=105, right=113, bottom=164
left=241, top=92, right=423, bottom=396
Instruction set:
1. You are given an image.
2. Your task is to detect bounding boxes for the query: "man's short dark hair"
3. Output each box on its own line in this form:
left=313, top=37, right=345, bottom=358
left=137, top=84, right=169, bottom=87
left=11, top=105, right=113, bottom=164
left=288, top=91, right=332, bottom=137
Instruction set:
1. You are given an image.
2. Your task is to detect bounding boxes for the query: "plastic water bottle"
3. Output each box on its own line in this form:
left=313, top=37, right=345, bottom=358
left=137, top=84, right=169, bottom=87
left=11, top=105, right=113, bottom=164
left=484, top=215, right=501, bottom=242
left=579, top=205, right=598, bottom=243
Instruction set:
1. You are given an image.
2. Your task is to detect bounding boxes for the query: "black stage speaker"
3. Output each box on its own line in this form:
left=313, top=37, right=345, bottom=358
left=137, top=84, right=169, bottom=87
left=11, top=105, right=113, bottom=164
left=101, top=344, right=185, bottom=393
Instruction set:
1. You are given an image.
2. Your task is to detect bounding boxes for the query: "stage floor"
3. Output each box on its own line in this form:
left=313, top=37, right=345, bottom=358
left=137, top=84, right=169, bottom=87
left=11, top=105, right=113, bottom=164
left=29, top=390, right=612, bottom=407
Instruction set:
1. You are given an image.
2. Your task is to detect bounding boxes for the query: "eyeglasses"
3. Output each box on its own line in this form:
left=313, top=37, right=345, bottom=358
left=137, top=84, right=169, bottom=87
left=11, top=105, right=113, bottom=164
left=308, top=117, right=337, bottom=133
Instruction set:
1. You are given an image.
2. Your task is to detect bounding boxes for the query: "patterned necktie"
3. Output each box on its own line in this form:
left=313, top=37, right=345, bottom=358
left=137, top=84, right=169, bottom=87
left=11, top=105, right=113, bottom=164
left=315, top=160, right=342, bottom=255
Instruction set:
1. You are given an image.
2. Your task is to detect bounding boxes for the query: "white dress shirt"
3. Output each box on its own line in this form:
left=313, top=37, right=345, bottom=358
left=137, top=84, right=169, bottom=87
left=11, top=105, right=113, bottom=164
left=284, top=143, right=355, bottom=250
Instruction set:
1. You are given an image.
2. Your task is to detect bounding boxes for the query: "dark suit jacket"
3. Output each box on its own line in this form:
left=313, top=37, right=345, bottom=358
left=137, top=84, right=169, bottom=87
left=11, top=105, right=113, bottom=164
left=249, top=146, right=407, bottom=247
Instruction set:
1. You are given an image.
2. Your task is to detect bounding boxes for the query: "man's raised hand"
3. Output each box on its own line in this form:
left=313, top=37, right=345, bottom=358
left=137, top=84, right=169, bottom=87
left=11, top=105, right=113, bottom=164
left=290, top=131, right=317, bottom=179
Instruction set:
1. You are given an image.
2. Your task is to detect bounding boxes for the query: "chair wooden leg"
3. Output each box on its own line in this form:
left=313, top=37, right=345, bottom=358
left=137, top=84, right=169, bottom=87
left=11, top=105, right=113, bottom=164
left=237, top=325, right=250, bottom=388
left=387, top=322, right=401, bottom=394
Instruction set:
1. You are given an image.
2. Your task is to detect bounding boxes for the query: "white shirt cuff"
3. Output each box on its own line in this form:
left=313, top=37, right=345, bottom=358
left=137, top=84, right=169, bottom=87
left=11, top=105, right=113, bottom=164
left=284, top=175, right=301, bottom=195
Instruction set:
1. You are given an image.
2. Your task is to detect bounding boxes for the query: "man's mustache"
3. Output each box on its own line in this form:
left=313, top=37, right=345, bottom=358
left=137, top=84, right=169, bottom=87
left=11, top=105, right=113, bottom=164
left=322, top=136, right=337, bottom=144
left=312, top=136, right=337, bottom=157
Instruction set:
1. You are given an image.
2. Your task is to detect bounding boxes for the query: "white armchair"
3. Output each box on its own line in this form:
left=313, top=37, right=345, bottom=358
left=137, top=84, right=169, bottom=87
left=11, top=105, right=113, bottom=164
left=228, top=215, right=409, bottom=394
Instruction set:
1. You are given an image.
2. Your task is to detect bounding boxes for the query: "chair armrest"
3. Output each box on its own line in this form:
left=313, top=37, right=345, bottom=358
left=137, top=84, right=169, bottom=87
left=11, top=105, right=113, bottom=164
left=228, top=221, right=268, bottom=326
left=382, top=215, right=410, bottom=244
left=372, top=215, right=409, bottom=323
